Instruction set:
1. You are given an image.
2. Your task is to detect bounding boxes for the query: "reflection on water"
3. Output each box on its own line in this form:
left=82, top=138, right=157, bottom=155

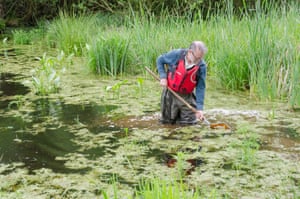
left=29, top=98, right=118, bottom=125
left=0, top=121, right=84, bottom=174
left=0, top=48, right=24, bottom=57
left=0, top=98, right=119, bottom=174
left=0, top=73, right=30, bottom=96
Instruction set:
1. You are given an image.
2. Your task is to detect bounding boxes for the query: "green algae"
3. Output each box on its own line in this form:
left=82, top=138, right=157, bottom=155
left=0, top=45, right=299, bottom=198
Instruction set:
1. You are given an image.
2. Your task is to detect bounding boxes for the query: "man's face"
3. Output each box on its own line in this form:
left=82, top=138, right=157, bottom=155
left=189, top=49, right=203, bottom=64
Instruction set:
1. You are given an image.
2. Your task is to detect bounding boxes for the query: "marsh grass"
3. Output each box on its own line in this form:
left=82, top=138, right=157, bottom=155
left=136, top=178, right=200, bottom=199
left=206, top=2, right=299, bottom=106
left=88, top=35, right=131, bottom=76
left=12, top=28, right=44, bottom=45
left=37, top=1, right=300, bottom=106
left=46, top=11, right=97, bottom=56
left=101, top=176, right=225, bottom=199
left=129, top=11, right=208, bottom=73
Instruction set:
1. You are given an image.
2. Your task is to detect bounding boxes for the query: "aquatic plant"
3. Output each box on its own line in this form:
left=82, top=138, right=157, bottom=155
left=12, top=28, right=44, bottom=45
left=101, top=174, right=129, bottom=199
left=175, top=152, right=187, bottom=180
left=124, top=127, right=129, bottom=137
left=136, top=177, right=200, bottom=199
left=31, top=51, right=73, bottom=95
left=12, top=30, right=31, bottom=44
left=87, top=34, right=131, bottom=76
left=1, top=37, right=8, bottom=58
left=267, top=106, right=276, bottom=121
left=136, top=77, right=145, bottom=96
left=46, top=11, right=97, bottom=56
left=8, top=95, right=26, bottom=109
left=230, top=125, right=260, bottom=170
left=209, top=2, right=300, bottom=106
left=2, top=37, right=7, bottom=44
left=105, top=80, right=128, bottom=99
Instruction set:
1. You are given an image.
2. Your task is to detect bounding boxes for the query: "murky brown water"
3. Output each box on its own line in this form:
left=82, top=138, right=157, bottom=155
left=0, top=44, right=299, bottom=198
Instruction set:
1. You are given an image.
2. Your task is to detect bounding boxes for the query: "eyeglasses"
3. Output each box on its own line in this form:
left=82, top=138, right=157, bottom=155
left=190, top=50, right=202, bottom=64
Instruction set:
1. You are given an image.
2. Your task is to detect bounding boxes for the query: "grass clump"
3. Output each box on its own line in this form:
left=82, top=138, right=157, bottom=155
left=41, top=2, right=300, bottom=106
left=102, top=176, right=221, bottom=199
left=46, top=11, right=97, bottom=56
left=87, top=35, right=131, bottom=76
left=12, top=28, right=44, bottom=45
left=136, top=178, right=200, bottom=199
left=209, top=2, right=300, bottom=106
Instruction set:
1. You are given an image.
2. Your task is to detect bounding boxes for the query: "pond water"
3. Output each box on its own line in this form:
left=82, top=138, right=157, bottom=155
left=0, top=44, right=299, bottom=198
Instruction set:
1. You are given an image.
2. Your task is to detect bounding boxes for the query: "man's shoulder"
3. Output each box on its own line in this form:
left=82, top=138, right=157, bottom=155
left=168, top=48, right=186, bottom=60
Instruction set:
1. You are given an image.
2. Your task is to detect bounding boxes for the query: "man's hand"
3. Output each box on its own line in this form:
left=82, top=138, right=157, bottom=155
left=160, top=78, right=167, bottom=87
left=195, top=110, right=204, bottom=120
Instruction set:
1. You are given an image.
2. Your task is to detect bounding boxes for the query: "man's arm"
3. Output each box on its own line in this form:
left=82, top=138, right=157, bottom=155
left=195, top=60, right=207, bottom=110
left=156, top=49, right=182, bottom=79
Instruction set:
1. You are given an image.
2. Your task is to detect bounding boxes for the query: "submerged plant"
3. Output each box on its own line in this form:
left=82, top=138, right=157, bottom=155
left=31, top=51, right=73, bottom=95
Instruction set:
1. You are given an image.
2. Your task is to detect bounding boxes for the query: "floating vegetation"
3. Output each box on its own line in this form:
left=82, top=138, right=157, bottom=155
left=0, top=2, right=300, bottom=197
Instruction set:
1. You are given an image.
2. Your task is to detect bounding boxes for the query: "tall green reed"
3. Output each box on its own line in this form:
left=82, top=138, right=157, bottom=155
left=128, top=7, right=208, bottom=73
left=208, top=1, right=299, bottom=106
left=87, top=34, right=131, bottom=76
left=43, top=2, right=300, bottom=106
left=246, top=2, right=300, bottom=105
left=46, top=11, right=97, bottom=56
left=208, top=16, right=250, bottom=90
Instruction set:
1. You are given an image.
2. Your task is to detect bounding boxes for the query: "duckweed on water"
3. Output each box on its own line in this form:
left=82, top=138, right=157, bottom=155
left=0, top=45, right=299, bottom=198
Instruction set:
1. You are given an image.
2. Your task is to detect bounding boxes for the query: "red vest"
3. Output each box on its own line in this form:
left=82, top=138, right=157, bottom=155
left=167, top=59, right=199, bottom=94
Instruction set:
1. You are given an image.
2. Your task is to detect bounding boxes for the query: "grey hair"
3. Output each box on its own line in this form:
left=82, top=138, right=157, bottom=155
left=189, top=41, right=208, bottom=54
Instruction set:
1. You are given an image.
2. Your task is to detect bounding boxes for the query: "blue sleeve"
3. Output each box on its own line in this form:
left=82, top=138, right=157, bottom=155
left=195, top=60, right=207, bottom=110
left=156, top=49, right=182, bottom=79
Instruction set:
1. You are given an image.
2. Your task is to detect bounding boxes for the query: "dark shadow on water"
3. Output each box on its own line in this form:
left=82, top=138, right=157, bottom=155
left=0, top=99, right=120, bottom=174
left=0, top=48, right=24, bottom=57
left=145, top=148, right=205, bottom=176
left=100, top=172, right=135, bottom=186
left=259, top=126, right=300, bottom=139
left=0, top=73, right=30, bottom=96
left=0, top=118, right=87, bottom=174
left=31, top=98, right=118, bottom=125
